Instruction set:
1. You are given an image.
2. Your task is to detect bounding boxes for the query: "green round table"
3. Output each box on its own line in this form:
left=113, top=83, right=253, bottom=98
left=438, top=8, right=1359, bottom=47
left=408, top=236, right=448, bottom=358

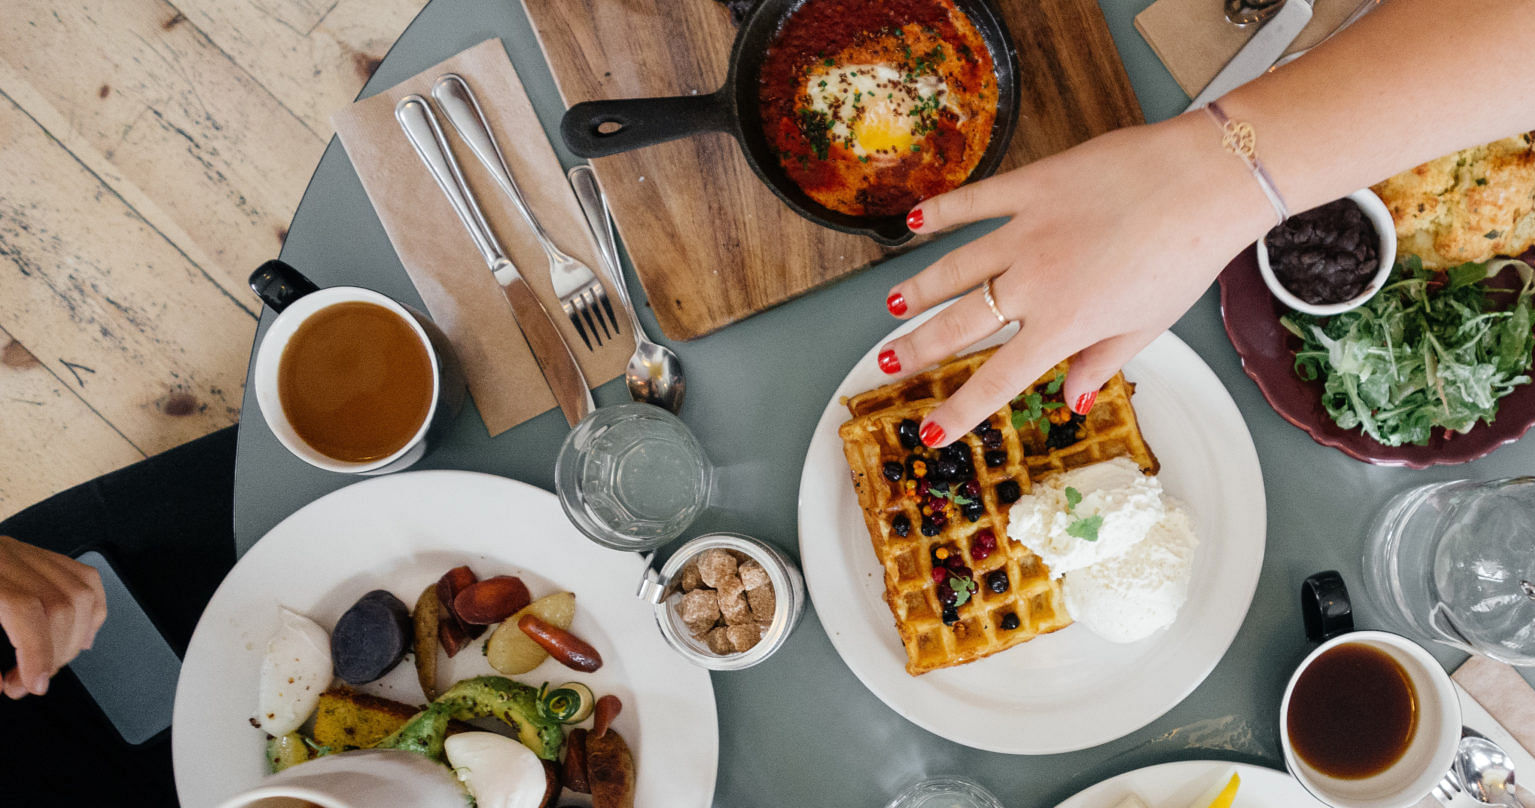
left=232, top=0, right=1534, bottom=804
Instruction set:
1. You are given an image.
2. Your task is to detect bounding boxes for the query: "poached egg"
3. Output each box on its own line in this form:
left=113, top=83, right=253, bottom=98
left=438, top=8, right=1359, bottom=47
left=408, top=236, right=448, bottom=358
left=803, top=63, right=955, bottom=158
left=254, top=607, right=333, bottom=736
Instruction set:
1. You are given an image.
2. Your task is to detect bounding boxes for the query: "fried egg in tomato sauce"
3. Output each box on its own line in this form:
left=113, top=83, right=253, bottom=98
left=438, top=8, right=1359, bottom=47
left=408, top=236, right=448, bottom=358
left=759, top=0, right=998, bottom=217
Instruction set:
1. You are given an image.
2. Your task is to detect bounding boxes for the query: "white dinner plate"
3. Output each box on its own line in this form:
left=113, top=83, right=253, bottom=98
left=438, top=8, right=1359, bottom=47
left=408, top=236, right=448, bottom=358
left=1055, top=760, right=1326, bottom=808
left=798, top=308, right=1266, bottom=754
left=173, top=470, right=717, bottom=807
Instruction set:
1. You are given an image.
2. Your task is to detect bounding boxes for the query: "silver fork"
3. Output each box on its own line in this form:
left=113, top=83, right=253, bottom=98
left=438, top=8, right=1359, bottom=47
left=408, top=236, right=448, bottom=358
left=430, top=73, right=619, bottom=350
left=1435, top=767, right=1468, bottom=806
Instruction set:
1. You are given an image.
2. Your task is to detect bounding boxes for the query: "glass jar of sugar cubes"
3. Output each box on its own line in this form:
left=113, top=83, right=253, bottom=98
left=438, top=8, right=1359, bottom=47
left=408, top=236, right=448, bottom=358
left=636, top=533, right=806, bottom=670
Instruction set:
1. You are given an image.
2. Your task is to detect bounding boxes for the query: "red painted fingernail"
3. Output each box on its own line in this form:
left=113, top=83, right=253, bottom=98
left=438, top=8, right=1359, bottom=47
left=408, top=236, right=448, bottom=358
left=1074, top=392, right=1097, bottom=415
left=906, top=208, right=924, bottom=231
left=877, top=349, right=901, bottom=375
left=886, top=292, right=907, bottom=316
left=919, top=421, right=945, bottom=447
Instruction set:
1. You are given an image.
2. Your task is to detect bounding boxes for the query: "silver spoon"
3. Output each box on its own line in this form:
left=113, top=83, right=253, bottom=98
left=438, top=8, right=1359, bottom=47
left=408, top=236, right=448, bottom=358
left=567, top=165, right=687, bottom=414
left=1226, top=0, right=1285, bottom=27
left=1457, top=735, right=1528, bottom=808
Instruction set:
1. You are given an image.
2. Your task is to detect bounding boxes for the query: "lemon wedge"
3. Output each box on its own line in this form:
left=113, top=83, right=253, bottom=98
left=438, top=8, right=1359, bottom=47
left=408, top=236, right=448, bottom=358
left=1195, top=773, right=1241, bottom=808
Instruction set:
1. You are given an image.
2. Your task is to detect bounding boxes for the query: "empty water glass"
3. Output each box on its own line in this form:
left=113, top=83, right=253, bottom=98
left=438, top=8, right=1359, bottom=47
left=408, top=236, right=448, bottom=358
left=1363, top=478, right=1535, bottom=666
left=884, top=776, right=1006, bottom=808
left=554, top=402, right=712, bottom=551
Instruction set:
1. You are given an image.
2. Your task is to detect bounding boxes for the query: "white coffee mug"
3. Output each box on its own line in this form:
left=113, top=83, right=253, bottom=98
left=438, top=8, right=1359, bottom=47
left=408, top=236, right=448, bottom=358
left=249, top=260, right=465, bottom=475
left=1280, top=630, right=1461, bottom=808
left=213, top=749, right=467, bottom=808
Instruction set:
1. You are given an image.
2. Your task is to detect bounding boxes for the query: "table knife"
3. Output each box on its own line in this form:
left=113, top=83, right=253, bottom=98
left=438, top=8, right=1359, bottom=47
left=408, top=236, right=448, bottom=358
left=396, top=94, right=593, bottom=427
left=1186, top=0, right=1313, bottom=111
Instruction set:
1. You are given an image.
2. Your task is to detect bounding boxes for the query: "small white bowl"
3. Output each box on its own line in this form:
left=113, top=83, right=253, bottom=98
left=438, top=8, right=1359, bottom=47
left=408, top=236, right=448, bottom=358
left=1257, top=188, right=1397, bottom=316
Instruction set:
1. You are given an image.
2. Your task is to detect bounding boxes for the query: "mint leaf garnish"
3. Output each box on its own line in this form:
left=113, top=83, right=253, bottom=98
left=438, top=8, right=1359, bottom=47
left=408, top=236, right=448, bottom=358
left=1066, top=514, right=1103, bottom=542
left=1064, top=486, right=1082, bottom=511
left=949, top=575, right=977, bottom=607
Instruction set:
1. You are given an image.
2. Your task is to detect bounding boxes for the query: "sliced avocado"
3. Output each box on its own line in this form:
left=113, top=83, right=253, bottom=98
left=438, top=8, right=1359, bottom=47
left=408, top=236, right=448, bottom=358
left=375, top=676, right=564, bottom=762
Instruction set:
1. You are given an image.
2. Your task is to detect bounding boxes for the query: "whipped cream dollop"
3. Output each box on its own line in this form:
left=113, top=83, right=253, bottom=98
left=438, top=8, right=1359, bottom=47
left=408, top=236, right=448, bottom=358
left=1006, top=457, right=1198, bottom=643
left=1062, top=506, right=1198, bottom=643
left=1006, top=457, right=1166, bottom=577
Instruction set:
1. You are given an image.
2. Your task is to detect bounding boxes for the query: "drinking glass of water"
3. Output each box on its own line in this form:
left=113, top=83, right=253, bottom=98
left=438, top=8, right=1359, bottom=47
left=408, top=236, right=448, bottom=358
left=884, top=776, right=1005, bottom=808
left=555, top=403, right=712, bottom=551
left=1363, top=477, right=1535, bottom=666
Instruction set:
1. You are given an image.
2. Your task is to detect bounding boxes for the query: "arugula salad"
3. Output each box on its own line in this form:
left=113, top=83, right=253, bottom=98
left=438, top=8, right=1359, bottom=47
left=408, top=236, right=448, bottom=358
left=1280, top=256, right=1535, bottom=447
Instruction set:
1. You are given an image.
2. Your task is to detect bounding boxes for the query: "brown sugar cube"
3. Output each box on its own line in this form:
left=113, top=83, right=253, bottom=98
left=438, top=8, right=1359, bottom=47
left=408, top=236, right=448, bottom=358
left=695, top=549, right=738, bottom=589
left=678, top=560, right=703, bottom=592
left=678, top=589, right=720, bottom=634
left=715, top=571, right=746, bottom=603
left=738, top=559, right=770, bottom=591
left=704, top=626, right=734, bottom=655
left=726, top=623, right=762, bottom=652
left=719, top=591, right=752, bottom=625
left=747, top=585, right=776, bottom=621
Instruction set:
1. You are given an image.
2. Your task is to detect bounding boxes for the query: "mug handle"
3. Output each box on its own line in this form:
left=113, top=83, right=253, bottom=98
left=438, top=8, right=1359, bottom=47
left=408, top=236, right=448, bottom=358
left=249, top=260, right=320, bottom=313
left=1301, top=570, right=1355, bottom=643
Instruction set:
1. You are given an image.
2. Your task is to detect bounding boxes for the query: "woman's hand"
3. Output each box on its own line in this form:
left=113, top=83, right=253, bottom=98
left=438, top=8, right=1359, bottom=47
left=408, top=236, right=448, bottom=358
left=0, top=536, right=108, bottom=698
left=876, top=113, right=1272, bottom=446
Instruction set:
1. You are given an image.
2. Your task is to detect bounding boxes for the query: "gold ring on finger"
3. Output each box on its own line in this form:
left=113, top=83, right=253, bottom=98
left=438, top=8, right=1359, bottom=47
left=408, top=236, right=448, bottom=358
left=982, top=277, right=1012, bottom=327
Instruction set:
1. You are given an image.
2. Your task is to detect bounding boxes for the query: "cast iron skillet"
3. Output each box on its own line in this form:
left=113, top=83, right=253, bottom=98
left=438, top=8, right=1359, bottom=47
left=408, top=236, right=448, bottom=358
left=560, top=0, right=1021, bottom=247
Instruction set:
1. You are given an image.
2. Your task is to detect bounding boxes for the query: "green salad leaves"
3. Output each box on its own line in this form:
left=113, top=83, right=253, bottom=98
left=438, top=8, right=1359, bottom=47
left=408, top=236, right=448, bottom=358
left=1280, top=256, right=1535, bottom=447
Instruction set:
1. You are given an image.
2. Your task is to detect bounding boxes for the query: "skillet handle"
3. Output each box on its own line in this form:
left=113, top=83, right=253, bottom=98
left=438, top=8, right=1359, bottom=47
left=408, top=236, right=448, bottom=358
left=561, top=91, right=733, bottom=158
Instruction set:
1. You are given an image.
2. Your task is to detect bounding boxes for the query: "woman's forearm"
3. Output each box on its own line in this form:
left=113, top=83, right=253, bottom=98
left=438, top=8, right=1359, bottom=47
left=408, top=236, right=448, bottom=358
left=1222, top=0, right=1535, bottom=216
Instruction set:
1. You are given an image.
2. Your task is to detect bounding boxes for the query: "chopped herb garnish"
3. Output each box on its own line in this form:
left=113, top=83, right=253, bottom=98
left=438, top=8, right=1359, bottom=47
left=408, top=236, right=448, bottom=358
left=796, top=107, right=834, bottom=160
left=1487, top=230, right=1504, bottom=239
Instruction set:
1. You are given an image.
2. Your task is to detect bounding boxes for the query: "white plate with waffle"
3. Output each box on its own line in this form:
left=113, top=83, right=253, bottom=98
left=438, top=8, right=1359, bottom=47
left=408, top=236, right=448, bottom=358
left=797, top=308, right=1266, bottom=754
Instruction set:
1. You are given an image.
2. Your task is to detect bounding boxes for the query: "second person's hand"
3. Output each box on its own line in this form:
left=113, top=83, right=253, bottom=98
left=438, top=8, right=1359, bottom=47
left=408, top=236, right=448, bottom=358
left=0, top=536, right=108, bottom=698
left=876, top=112, right=1273, bottom=447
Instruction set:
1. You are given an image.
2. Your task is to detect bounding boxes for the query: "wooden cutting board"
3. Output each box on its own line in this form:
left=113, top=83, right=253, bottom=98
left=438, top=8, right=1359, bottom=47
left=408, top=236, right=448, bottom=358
left=521, top=0, right=1143, bottom=340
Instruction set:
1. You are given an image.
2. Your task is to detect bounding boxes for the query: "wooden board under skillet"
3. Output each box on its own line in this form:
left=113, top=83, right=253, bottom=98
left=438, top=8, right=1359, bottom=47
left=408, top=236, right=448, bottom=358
left=521, top=0, right=1144, bottom=340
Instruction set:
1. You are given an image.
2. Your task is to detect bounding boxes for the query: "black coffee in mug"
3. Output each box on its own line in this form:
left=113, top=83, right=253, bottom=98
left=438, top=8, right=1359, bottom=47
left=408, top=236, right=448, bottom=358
left=1286, top=641, right=1419, bottom=779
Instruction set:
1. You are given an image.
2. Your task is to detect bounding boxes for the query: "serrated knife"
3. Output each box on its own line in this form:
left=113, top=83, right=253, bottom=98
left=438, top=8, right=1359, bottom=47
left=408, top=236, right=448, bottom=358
left=1186, top=0, right=1314, bottom=111
left=396, top=94, right=593, bottom=427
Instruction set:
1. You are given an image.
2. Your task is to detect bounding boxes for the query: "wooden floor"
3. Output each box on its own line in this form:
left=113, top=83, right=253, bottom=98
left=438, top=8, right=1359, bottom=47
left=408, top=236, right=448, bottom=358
left=0, top=0, right=428, bottom=522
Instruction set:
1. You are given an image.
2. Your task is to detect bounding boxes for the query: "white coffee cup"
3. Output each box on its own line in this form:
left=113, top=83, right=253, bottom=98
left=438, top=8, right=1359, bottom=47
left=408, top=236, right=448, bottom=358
left=1280, top=630, right=1461, bottom=808
left=249, top=260, right=465, bottom=475
left=213, top=749, right=467, bottom=808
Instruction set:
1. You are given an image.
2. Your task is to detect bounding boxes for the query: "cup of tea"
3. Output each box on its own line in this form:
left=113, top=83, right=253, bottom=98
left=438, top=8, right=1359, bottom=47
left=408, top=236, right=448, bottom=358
left=1280, top=572, right=1461, bottom=808
left=249, top=260, right=465, bottom=475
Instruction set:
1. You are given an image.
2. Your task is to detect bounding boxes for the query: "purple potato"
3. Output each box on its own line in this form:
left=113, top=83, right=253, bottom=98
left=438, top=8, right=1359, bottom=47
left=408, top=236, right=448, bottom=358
left=331, top=589, right=412, bottom=685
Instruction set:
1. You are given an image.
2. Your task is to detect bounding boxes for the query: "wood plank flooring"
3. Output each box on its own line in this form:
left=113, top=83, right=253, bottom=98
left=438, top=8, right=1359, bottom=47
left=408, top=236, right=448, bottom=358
left=0, top=0, right=427, bottom=521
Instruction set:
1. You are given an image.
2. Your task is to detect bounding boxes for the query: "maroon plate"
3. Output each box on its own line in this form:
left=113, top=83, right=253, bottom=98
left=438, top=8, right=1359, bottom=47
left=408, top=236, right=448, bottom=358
left=1217, top=246, right=1535, bottom=468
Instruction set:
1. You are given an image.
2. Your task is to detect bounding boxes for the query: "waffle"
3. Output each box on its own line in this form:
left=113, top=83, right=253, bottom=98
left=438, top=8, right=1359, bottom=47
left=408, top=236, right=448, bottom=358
left=837, top=348, right=1158, bottom=675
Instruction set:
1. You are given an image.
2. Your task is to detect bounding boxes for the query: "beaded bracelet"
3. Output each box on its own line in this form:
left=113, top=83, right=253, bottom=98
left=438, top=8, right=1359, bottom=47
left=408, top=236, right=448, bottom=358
left=1203, top=100, right=1289, bottom=226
